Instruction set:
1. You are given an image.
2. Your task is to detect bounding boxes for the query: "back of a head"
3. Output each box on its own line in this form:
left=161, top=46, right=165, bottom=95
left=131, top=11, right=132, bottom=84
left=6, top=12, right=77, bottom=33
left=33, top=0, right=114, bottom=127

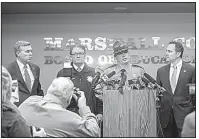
left=2, top=66, right=12, bottom=103
left=47, top=77, right=74, bottom=100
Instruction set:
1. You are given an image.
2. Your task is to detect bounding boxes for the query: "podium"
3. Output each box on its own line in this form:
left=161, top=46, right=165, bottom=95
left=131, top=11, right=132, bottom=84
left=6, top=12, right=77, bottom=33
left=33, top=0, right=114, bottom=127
left=103, top=88, right=157, bottom=137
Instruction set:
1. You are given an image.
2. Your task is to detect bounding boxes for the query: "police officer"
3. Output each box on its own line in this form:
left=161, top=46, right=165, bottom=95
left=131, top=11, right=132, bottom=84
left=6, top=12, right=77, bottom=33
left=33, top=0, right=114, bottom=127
left=103, top=40, right=145, bottom=83
left=94, top=40, right=145, bottom=137
left=95, top=40, right=145, bottom=97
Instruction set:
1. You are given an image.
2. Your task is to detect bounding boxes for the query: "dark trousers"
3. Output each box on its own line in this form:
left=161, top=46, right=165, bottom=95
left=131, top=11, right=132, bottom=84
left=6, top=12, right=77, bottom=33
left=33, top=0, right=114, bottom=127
left=163, top=109, right=182, bottom=137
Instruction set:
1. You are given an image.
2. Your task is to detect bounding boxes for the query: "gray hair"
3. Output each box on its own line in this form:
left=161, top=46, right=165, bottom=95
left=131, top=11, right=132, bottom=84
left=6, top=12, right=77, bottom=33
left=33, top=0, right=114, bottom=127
left=2, top=66, right=12, bottom=103
left=47, top=77, right=74, bottom=100
left=70, top=44, right=86, bottom=55
left=14, top=40, right=31, bottom=57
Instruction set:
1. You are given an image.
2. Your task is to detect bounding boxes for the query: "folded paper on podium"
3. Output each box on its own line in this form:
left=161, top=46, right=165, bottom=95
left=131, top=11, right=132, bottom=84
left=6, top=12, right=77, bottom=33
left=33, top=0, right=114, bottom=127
left=103, top=88, right=157, bottom=137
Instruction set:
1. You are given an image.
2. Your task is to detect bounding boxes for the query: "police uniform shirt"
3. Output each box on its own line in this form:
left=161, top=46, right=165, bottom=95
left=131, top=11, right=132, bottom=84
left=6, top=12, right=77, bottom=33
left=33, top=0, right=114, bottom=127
left=103, top=62, right=145, bottom=84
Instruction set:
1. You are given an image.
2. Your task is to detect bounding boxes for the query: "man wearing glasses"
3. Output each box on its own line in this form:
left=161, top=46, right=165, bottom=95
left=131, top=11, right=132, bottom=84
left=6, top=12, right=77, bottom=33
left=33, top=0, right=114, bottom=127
left=57, top=44, right=98, bottom=116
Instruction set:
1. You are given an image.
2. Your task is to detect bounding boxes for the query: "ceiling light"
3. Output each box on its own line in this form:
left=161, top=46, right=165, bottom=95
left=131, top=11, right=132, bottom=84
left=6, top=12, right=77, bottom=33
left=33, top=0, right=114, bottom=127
left=114, top=7, right=127, bottom=10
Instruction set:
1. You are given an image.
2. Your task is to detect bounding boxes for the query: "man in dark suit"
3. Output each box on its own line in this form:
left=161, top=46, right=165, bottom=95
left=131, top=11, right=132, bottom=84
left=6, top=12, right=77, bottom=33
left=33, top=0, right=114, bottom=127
left=7, top=40, right=44, bottom=107
left=156, top=41, right=195, bottom=137
left=57, top=44, right=100, bottom=117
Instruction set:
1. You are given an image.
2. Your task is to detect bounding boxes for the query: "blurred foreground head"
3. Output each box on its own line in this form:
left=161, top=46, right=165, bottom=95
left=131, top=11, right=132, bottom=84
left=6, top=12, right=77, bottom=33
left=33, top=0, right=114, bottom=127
left=2, top=66, right=12, bottom=103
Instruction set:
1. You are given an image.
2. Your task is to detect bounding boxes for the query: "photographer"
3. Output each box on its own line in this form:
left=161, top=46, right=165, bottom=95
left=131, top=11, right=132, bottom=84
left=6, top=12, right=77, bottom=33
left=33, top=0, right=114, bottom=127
left=18, top=77, right=100, bottom=137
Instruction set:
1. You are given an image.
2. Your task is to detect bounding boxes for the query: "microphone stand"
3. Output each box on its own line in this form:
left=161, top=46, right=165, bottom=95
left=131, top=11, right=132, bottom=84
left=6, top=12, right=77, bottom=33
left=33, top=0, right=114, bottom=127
left=153, top=88, right=164, bottom=137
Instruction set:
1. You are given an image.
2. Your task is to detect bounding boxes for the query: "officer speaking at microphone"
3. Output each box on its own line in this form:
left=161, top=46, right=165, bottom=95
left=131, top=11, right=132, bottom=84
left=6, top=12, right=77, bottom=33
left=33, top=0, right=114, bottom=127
left=92, top=40, right=146, bottom=137
left=94, top=40, right=145, bottom=110
left=104, top=40, right=144, bottom=81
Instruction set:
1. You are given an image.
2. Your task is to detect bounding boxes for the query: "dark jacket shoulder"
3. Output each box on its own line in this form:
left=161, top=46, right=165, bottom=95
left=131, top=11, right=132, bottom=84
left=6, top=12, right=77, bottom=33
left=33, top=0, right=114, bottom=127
left=158, top=63, right=169, bottom=72
left=184, top=62, right=195, bottom=70
left=2, top=102, right=32, bottom=137
left=83, top=63, right=95, bottom=73
left=7, top=61, right=16, bottom=70
left=29, top=62, right=40, bottom=69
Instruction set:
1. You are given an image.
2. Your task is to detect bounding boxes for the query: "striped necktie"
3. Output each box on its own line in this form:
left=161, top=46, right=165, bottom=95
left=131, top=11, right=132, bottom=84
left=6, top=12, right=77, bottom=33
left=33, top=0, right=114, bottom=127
left=24, top=65, right=32, bottom=92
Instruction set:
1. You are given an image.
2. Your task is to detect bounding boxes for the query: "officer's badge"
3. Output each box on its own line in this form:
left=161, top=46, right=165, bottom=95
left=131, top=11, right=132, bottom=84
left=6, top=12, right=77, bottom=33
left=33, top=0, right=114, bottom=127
left=87, top=76, right=93, bottom=83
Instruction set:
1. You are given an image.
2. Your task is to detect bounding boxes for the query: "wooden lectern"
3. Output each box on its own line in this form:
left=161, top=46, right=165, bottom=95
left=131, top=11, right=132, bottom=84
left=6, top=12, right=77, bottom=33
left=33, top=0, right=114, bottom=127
left=103, top=88, right=157, bottom=137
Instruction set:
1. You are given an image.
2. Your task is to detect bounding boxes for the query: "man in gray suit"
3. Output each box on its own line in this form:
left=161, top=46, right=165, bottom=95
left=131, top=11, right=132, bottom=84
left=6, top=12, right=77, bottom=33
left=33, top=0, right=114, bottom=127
left=156, top=41, right=195, bottom=137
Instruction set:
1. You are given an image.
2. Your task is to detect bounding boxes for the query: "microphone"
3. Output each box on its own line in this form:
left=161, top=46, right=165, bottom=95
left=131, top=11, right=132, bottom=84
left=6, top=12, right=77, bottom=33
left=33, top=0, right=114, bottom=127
left=141, top=77, right=150, bottom=86
left=141, top=77, right=155, bottom=89
left=91, top=72, right=101, bottom=89
left=98, top=71, right=116, bottom=84
left=144, top=73, right=166, bottom=92
left=118, top=69, right=127, bottom=94
left=128, top=78, right=142, bottom=90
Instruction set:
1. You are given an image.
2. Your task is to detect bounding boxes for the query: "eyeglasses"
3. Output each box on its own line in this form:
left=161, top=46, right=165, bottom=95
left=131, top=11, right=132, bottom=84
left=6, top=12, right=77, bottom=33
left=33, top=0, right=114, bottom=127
left=71, top=53, right=85, bottom=56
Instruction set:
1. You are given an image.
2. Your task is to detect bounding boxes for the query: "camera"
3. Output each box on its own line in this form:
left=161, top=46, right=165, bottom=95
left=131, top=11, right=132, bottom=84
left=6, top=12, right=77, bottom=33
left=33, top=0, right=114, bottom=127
left=73, top=87, right=81, bottom=98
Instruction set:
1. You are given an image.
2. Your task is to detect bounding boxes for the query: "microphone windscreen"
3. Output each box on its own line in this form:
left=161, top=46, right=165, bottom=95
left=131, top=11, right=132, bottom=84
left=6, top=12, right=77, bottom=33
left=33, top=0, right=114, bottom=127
left=144, top=73, right=156, bottom=84
left=141, top=77, right=150, bottom=86
left=91, top=72, right=101, bottom=88
left=107, top=71, right=116, bottom=78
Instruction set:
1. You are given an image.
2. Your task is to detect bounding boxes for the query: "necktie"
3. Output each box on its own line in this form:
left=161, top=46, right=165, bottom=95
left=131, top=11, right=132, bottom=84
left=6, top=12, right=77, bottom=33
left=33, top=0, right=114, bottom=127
left=77, top=67, right=81, bottom=72
left=171, top=66, right=177, bottom=93
left=118, top=69, right=127, bottom=94
left=24, top=65, right=32, bottom=92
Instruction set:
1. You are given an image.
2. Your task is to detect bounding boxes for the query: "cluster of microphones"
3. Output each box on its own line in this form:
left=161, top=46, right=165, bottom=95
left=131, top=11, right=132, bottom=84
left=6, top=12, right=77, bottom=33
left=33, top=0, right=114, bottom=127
left=91, top=68, right=166, bottom=95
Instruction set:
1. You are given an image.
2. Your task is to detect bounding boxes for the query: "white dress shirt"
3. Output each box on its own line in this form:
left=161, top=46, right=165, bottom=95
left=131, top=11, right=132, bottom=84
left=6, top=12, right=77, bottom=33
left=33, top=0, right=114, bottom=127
left=17, top=59, right=35, bottom=89
left=169, top=59, right=182, bottom=87
left=73, top=63, right=85, bottom=72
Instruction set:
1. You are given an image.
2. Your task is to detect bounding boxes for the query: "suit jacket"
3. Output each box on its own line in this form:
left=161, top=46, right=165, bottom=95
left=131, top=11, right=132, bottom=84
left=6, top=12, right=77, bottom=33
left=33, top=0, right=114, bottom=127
left=57, top=63, right=98, bottom=114
left=7, top=60, right=44, bottom=107
left=156, top=62, right=195, bottom=129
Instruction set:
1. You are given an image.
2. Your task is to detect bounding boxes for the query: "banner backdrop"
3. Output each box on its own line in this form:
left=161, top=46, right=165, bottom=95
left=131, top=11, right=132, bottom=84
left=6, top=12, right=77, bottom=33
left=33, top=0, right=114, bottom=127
left=2, top=13, right=195, bottom=92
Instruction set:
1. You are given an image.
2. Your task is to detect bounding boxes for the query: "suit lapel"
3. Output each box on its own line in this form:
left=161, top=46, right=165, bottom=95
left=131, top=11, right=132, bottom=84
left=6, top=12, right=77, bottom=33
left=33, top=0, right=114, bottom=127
left=14, top=61, right=30, bottom=93
left=164, top=64, right=173, bottom=95
left=29, top=64, right=37, bottom=79
left=174, top=62, right=187, bottom=94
